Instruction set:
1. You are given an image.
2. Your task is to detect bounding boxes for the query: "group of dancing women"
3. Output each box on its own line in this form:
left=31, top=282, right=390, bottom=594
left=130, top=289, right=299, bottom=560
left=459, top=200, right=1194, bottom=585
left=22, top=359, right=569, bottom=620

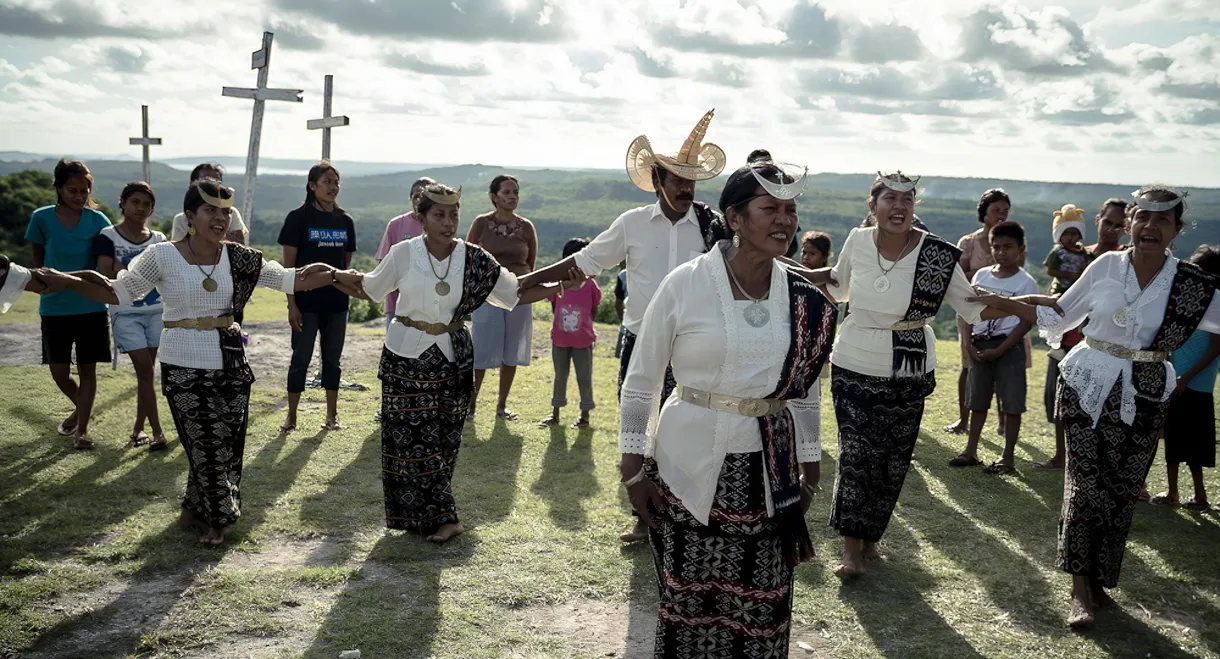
left=1, top=108, right=1215, bottom=657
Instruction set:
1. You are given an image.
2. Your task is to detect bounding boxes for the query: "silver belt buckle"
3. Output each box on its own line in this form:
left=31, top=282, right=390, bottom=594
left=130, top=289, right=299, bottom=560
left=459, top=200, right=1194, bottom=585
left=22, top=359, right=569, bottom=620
left=737, top=398, right=764, bottom=417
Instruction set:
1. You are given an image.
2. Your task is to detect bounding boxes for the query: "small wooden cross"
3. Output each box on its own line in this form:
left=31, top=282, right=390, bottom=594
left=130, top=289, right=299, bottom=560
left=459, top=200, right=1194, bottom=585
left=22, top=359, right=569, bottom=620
left=222, top=31, right=304, bottom=228
left=128, top=105, right=162, bottom=184
left=307, top=74, right=350, bottom=161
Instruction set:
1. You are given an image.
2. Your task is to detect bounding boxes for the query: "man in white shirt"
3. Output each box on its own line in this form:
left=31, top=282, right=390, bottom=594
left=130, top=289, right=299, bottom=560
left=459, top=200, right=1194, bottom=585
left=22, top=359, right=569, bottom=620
left=170, top=163, right=248, bottom=244
left=517, top=110, right=727, bottom=542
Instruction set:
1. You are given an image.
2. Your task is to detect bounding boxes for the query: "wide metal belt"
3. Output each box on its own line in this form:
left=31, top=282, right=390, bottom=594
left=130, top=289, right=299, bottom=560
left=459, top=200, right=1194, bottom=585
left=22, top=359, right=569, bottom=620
left=676, top=384, right=785, bottom=418
left=164, top=315, right=235, bottom=331
left=395, top=316, right=464, bottom=336
left=890, top=318, right=932, bottom=331
left=1084, top=338, right=1168, bottom=363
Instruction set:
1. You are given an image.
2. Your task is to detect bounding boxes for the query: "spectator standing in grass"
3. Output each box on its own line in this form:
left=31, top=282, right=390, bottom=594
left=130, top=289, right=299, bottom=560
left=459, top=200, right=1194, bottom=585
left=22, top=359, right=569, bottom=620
left=375, top=176, right=435, bottom=330
left=94, top=181, right=169, bottom=450
left=538, top=238, right=602, bottom=429
left=467, top=174, right=538, bottom=421
left=1151, top=244, right=1220, bottom=511
left=278, top=161, right=357, bottom=433
left=948, top=221, right=1038, bottom=473
left=24, top=158, right=112, bottom=450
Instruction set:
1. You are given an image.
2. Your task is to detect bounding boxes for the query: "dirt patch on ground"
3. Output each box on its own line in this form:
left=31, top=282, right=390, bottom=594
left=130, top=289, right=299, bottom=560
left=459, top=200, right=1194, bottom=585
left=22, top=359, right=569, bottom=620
left=512, top=599, right=834, bottom=658
left=0, top=320, right=387, bottom=385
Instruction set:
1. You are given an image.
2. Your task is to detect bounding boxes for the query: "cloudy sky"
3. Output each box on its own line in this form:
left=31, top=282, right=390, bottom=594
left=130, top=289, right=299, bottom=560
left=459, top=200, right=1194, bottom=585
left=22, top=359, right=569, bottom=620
left=1, top=0, right=1218, bottom=186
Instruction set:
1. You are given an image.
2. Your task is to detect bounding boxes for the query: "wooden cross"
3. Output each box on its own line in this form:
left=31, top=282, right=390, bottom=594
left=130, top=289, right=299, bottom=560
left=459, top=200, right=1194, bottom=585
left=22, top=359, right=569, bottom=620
left=307, top=74, right=350, bottom=160
left=128, top=105, right=161, bottom=184
left=222, top=31, right=303, bottom=228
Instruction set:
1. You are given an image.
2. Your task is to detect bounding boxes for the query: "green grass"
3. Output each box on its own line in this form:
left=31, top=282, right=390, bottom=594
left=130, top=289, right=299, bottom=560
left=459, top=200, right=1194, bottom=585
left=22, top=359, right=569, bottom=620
left=1, top=292, right=1219, bottom=657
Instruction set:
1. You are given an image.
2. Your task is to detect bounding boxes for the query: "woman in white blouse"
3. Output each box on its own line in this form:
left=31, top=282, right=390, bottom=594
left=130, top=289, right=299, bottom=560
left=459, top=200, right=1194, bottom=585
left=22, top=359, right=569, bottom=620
left=620, top=160, right=837, bottom=657
left=979, top=185, right=1220, bottom=628
left=329, top=183, right=575, bottom=544
left=824, top=172, right=1018, bottom=579
left=39, top=180, right=343, bottom=546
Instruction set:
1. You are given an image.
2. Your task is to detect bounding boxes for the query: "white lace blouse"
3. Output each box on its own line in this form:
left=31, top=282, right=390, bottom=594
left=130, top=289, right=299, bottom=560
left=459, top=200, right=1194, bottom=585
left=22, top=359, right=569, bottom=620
left=1037, top=250, right=1220, bottom=427
left=620, top=245, right=821, bottom=524
left=0, top=263, right=31, bottom=313
left=113, top=242, right=296, bottom=370
left=360, top=237, right=520, bottom=361
left=826, top=227, right=987, bottom=378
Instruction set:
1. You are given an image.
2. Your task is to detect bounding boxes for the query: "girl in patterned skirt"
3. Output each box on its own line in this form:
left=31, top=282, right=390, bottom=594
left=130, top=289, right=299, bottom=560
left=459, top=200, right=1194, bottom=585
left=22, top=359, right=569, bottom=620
left=39, top=180, right=344, bottom=545
left=329, top=183, right=576, bottom=543
left=980, top=186, right=1220, bottom=628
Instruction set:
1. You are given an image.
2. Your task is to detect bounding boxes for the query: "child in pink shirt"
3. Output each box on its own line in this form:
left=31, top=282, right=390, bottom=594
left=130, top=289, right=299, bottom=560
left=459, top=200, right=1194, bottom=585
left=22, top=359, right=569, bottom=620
left=375, top=177, right=433, bottom=327
left=539, top=238, right=602, bottom=429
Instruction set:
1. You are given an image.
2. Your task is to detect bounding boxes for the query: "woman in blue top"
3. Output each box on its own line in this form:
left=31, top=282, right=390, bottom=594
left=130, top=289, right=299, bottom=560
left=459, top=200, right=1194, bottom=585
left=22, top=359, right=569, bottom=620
left=1153, top=244, right=1220, bottom=511
left=24, top=159, right=113, bottom=449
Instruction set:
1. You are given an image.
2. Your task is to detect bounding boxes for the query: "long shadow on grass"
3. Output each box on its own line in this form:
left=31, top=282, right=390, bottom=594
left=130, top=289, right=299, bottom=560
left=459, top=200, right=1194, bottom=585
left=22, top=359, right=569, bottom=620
left=15, top=523, right=228, bottom=658
left=829, top=516, right=987, bottom=658
left=455, top=417, right=525, bottom=527
left=233, top=424, right=327, bottom=539
left=622, top=541, right=658, bottom=658
left=531, top=424, right=597, bottom=530
left=301, top=533, right=475, bottom=658
left=298, top=429, right=384, bottom=554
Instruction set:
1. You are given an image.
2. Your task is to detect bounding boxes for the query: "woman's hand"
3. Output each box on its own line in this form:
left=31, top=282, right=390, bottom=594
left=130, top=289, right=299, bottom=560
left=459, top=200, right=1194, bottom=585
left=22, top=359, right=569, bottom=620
left=788, top=265, right=837, bottom=287
left=1014, top=294, right=1065, bottom=315
left=35, top=268, right=77, bottom=294
left=799, top=462, right=820, bottom=513
left=621, top=453, right=663, bottom=528
left=297, top=262, right=335, bottom=279
left=287, top=298, right=303, bottom=332
left=557, top=266, right=587, bottom=290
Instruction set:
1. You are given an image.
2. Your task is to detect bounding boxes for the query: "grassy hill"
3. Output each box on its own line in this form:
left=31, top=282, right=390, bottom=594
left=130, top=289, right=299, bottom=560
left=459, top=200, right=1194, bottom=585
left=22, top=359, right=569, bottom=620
left=3, top=158, right=1217, bottom=274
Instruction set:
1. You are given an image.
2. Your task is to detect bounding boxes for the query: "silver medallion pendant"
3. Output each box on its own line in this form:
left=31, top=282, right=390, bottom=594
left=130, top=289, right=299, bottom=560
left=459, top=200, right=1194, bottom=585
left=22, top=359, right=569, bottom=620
left=435, top=281, right=451, bottom=296
left=873, top=275, right=891, bottom=293
left=744, top=302, right=770, bottom=328
left=1112, top=306, right=1129, bottom=328
left=202, top=277, right=218, bottom=293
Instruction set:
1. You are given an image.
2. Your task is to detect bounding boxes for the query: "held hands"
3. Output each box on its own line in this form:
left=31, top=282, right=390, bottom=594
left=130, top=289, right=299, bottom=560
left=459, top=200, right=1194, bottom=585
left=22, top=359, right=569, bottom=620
left=296, top=262, right=336, bottom=279
left=558, top=266, right=587, bottom=291
left=621, top=453, right=663, bottom=529
left=1173, top=377, right=1188, bottom=398
left=34, top=268, right=77, bottom=294
left=799, top=462, right=820, bottom=513
left=977, top=348, right=1003, bottom=362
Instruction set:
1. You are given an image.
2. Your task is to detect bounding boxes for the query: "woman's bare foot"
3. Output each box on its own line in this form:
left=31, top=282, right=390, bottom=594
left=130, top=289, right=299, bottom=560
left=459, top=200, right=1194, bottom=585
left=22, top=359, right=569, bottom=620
left=862, top=542, right=883, bottom=562
left=279, top=415, right=297, bottom=433
left=198, top=525, right=233, bottom=546
left=1090, top=586, right=1116, bottom=610
left=1033, top=457, right=1064, bottom=470
left=73, top=434, right=94, bottom=450
left=619, top=519, right=649, bottom=543
left=426, top=522, right=465, bottom=543
left=1068, top=597, right=1094, bottom=628
left=835, top=556, right=867, bottom=578
left=177, top=509, right=207, bottom=531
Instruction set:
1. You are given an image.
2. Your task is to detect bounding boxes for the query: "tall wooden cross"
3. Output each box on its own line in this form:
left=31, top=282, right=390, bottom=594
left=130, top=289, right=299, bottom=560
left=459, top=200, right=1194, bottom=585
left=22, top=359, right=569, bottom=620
left=128, top=105, right=161, bottom=184
left=307, top=74, right=350, bottom=160
left=222, top=31, right=303, bottom=227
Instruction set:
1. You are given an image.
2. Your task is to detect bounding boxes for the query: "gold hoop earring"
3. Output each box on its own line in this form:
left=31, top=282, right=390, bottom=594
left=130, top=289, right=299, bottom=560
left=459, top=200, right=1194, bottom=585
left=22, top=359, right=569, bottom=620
left=188, top=226, right=197, bottom=237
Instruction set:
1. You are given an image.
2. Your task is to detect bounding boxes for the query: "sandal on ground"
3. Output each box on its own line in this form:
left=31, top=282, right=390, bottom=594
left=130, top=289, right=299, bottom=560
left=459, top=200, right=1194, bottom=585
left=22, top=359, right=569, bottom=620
left=73, top=436, right=94, bottom=450
left=148, top=434, right=169, bottom=451
left=278, top=422, right=297, bottom=433
left=570, top=419, right=590, bottom=429
left=1138, top=489, right=1151, bottom=502
left=948, top=455, right=983, bottom=467
left=983, top=461, right=1016, bottom=475
left=320, top=419, right=347, bottom=431
left=1033, top=459, right=1064, bottom=470
left=537, top=416, right=559, bottom=428
left=127, top=432, right=149, bottom=448
left=943, top=422, right=968, bottom=435
left=495, top=409, right=518, bottom=421
left=57, top=421, right=77, bottom=437
left=1184, top=498, right=1211, bottom=511
left=1149, top=492, right=1179, bottom=506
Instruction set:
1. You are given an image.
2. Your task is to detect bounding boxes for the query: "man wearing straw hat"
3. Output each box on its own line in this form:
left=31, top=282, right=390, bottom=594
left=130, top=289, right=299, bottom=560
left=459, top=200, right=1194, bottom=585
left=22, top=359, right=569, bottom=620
left=518, top=110, right=727, bottom=542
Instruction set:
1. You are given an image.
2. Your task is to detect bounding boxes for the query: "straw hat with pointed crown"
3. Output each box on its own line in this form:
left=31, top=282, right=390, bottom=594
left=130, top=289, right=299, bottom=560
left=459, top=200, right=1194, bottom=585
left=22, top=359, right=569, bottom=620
left=626, top=110, right=727, bottom=192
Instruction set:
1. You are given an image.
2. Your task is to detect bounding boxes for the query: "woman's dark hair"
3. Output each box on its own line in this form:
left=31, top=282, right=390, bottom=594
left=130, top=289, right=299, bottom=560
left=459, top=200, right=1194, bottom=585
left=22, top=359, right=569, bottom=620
left=977, top=188, right=1010, bottom=223
left=746, top=149, right=772, bottom=164
left=305, top=160, right=343, bottom=212
left=1098, top=197, right=1127, bottom=218
left=990, top=220, right=1025, bottom=246
left=1190, top=245, right=1220, bottom=276
left=190, top=162, right=224, bottom=182
left=489, top=174, right=519, bottom=195
left=119, top=181, right=156, bottom=211
left=1128, top=184, right=1187, bottom=226
left=415, top=183, right=461, bottom=217
left=716, top=162, right=792, bottom=239
left=802, top=230, right=832, bottom=258
left=563, top=237, right=590, bottom=259
left=53, top=158, right=97, bottom=208
left=183, top=178, right=234, bottom=215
